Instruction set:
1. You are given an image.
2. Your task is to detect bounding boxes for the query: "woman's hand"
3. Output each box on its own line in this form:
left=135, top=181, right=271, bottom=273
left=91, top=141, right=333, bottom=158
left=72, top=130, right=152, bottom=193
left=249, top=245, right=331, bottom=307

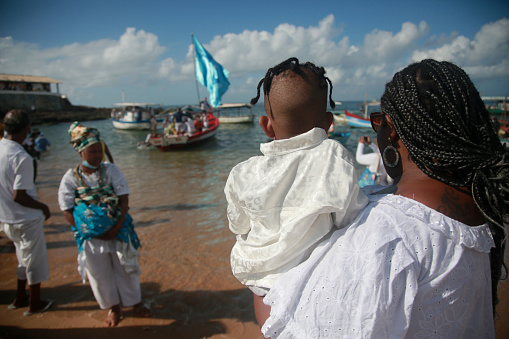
left=358, top=136, right=371, bottom=145
left=96, top=220, right=123, bottom=240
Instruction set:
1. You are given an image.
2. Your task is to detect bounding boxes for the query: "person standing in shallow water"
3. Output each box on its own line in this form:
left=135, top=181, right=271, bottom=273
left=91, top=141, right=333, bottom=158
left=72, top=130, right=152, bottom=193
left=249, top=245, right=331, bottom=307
left=58, top=122, right=152, bottom=327
left=259, top=59, right=509, bottom=338
left=0, top=110, right=53, bottom=316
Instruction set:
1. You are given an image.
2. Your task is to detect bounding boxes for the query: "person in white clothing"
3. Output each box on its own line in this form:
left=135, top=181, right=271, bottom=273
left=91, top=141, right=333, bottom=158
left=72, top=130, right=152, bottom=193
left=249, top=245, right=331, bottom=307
left=58, top=122, right=152, bottom=327
left=356, top=135, right=391, bottom=186
left=259, top=59, right=508, bottom=338
left=0, top=110, right=53, bottom=316
left=185, top=117, right=196, bottom=136
left=224, top=58, right=368, bottom=325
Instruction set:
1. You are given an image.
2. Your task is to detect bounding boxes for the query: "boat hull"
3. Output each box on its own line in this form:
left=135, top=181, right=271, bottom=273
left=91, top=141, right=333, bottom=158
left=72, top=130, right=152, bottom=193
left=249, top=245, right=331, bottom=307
left=218, top=115, right=255, bottom=124
left=148, top=117, right=219, bottom=151
left=332, top=112, right=348, bottom=125
left=345, top=111, right=371, bottom=128
left=112, top=119, right=151, bottom=130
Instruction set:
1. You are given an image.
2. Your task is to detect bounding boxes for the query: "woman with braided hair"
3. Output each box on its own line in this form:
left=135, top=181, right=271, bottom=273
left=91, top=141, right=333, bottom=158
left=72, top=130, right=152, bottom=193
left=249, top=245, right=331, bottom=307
left=259, top=59, right=508, bottom=338
left=58, top=122, right=152, bottom=326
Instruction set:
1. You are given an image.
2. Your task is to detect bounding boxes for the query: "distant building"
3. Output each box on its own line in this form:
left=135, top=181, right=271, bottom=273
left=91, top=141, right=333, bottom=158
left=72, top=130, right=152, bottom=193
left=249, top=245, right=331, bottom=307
left=0, top=74, right=71, bottom=113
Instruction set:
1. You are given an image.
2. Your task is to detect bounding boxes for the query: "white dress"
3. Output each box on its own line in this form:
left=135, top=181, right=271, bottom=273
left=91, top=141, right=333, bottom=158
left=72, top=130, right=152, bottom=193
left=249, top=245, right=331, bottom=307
left=225, top=128, right=368, bottom=295
left=58, top=163, right=142, bottom=309
left=262, top=185, right=495, bottom=338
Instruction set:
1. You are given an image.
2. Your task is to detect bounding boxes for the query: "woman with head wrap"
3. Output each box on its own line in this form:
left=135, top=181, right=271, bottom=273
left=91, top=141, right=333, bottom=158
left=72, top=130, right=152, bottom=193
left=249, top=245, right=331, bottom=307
left=58, top=122, right=152, bottom=327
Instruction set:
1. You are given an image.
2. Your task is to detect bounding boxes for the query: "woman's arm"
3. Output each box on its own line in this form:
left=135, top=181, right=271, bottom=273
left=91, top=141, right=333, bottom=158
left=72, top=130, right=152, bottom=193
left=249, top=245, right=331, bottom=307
left=63, top=209, right=75, bottom=227
left=254, top=294, right=271, bottom=329
left=13, top=189, right=51, bottom=220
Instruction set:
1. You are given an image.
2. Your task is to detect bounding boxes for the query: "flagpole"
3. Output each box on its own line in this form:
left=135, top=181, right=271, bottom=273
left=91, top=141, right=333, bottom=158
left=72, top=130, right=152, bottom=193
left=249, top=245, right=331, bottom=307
left=191, top=33, right=201, bottom=105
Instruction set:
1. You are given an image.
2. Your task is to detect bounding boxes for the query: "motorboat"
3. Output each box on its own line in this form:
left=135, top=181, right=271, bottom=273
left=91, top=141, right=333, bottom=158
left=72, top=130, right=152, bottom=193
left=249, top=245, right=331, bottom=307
left=111, top=103, right=158, bottom=130
left=217, top=103, right=255, bottom=123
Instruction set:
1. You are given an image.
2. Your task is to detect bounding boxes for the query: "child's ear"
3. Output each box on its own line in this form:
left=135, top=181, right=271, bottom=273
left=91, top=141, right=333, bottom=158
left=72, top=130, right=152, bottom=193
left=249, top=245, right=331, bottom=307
left=259, top=115, right=275, bottom=138
left=322, top=111, right=333, bottom=131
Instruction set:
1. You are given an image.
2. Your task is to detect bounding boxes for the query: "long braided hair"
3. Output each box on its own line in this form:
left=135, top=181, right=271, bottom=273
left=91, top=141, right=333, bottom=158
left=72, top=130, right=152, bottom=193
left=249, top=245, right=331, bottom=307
left=381, top=59, right=509, bottom=314
left=250, top=57, right=336, bottom=119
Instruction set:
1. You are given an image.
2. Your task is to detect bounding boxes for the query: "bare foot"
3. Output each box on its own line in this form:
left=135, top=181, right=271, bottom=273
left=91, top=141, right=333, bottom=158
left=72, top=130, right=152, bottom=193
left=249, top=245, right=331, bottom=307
left=105, top=305, right=122, bottom=327
left=133, top=303, right=152, bottom=318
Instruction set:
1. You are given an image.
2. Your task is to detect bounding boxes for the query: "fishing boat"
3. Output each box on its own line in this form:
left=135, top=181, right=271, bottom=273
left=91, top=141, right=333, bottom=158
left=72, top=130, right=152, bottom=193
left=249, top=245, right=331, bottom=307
left=345, top=110, right=371, bottom=128
left=111, top=103, right=157, bottom=130
left=217, top=103, right=255, bottom=123
left=345, top=97, right=380, bottom=128
left=147, top=113, right=219, bottom=150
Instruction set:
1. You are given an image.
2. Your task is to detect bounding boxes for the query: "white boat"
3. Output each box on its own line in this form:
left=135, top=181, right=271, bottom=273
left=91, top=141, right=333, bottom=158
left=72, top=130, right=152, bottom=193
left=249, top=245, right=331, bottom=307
left=111, top=103, right=157, bottom=130
left=217, top=103, right=255, bottom=123
left=332, top=111, right=348, bottom=125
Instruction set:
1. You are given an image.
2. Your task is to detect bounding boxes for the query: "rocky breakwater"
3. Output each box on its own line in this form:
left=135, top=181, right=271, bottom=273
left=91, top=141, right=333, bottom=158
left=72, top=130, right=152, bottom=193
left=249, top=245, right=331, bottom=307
left=26, top=105, right=112, bottom=125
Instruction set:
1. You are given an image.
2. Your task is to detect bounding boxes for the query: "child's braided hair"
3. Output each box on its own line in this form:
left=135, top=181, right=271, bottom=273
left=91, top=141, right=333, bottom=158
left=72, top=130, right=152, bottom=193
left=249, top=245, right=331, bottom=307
left=250, top=57, right=335, bottom=119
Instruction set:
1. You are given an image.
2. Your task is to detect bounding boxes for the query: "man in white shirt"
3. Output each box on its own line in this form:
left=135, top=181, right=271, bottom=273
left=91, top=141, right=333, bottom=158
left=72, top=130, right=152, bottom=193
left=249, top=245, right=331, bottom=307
left=0, top=110, right=53, bottom=316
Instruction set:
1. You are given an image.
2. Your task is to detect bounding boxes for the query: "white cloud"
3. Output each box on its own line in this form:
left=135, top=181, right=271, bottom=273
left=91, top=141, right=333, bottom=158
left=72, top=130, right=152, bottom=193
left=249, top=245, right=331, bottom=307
left=411, top=18, right=509, bottom=78
left=1, top=16, right=507, bottom=106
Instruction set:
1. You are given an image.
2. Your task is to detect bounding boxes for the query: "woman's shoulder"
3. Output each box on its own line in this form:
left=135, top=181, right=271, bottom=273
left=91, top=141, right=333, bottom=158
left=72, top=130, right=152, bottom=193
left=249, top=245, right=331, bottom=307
left=364, top=191, right=494, bottom=253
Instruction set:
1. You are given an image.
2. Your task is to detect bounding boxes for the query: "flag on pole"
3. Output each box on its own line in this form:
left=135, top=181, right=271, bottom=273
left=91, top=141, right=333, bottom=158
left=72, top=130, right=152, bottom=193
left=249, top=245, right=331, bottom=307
left=193, top=35, right=230, bottom=108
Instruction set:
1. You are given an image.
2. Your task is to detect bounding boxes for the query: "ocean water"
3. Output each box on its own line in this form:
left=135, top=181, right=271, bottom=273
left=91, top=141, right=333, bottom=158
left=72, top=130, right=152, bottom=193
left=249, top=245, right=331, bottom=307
left=32, top=101, right=378, bottom=247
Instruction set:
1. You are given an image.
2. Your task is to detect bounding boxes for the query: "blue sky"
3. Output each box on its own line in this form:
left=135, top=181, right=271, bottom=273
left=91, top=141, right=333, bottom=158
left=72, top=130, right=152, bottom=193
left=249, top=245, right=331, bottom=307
left=1, top=0, right=508, bottom=107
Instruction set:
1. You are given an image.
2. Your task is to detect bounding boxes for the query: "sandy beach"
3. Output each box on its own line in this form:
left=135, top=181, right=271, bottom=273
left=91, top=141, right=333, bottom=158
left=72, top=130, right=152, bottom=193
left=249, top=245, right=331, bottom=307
left=0, top=152, right=264, bottom=338
left=2, top=181, right=508, bottom=339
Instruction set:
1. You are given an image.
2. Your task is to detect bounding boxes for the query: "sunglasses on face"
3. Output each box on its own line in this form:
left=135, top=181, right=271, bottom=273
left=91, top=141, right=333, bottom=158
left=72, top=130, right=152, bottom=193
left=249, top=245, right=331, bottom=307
left=370, top=112, right=385, bottom=132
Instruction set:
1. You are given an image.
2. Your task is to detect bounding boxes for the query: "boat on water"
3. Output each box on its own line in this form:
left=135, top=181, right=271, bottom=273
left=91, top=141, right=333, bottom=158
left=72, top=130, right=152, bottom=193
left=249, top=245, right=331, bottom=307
left=345, top=98, right=380, bottom=128
left=332, top=111, right=348, bottom=125
left=147, top=113, right=219, bottom=151
left=345, top=110, right=371, bottom=128
left=111, top=103, right=161, bottom=130
left=217, top=103, right=255, bottom=124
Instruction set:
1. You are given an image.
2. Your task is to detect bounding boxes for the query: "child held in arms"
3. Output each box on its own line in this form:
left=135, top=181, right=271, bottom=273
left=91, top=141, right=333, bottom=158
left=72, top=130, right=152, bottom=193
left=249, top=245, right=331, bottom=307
left=224, top=57, right=368, bottom=321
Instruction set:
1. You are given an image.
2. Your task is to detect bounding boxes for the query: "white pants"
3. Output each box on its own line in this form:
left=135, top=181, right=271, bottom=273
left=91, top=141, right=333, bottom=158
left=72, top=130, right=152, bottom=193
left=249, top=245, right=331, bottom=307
left=3, top=215, right=49, bottom=285
left=83, top=240, right=142, bottom=309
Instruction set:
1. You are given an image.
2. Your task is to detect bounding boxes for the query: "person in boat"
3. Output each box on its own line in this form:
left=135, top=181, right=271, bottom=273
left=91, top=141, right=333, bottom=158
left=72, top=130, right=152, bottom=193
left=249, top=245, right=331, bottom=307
left=0, top=110, right=53, bottom=316
left=224, top=57, right=368, bottom=323
left=259, top=59, right=508, bottom=338
left=185, top=117, right=196, bottom=136
left=200, top=97, right=211, bottom=113
left=173, top=108, right=185, bottom=135
left=150, top=115, right=158, bottom=136
left=201, top=112, right=209, bottom=129
left=356, top=135, right=391, bottom=187
left=58, top=122, right=152, bottom=327
left=194, top=115, right=204, bottom=132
